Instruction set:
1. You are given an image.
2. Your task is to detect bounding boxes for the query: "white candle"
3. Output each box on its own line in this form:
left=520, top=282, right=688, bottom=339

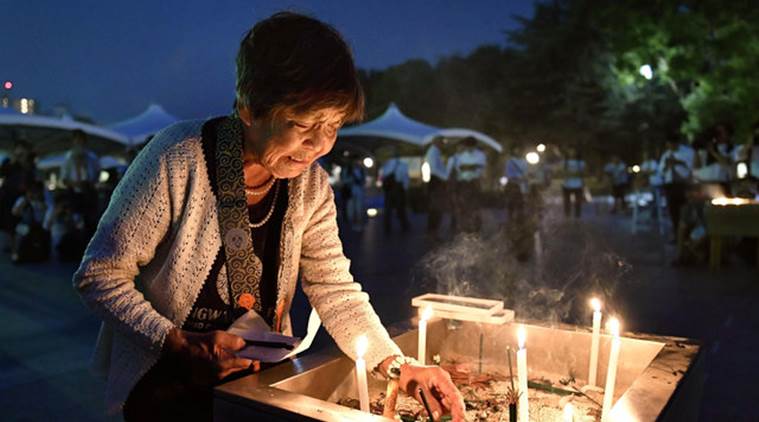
left=563, top=403, right=574, bottom=422
left=516, top=325, right=529, bottom=422
left=418, top=306, right=432, bottom=364
left=354, top=335, right=370, bottom=412
left=588, top=298, right=602, bottom=386
left=601, top=318, right=621, bottom=422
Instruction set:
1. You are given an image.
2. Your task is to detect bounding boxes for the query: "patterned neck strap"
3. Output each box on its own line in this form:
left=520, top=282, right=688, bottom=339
left=216, top=116, right=262, bottom=313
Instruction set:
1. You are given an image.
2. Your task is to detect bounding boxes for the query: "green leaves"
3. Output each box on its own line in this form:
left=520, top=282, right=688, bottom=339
left=357, top=0, right=759, bottom=160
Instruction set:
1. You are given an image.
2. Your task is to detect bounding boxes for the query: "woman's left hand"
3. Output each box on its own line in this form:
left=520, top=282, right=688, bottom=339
left=398, top=364, right=466, bottom=421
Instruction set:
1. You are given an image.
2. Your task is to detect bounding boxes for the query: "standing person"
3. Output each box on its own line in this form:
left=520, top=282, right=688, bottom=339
left=748, top=121, right=759, bottom=182
left=73, top=13, right=463, bottom=421
left=341, top=158, right=366, bottom=231
left=659, top=134, right=693, bottom=239
left=10, top=180, right=50, bottom=263
left=562, top=147, right=586, bottom=218
left=0, top=138, right=37, bottom=250
left=380, top=149, right=411, bottom=233
left=503, top=144, right=534, bottom=261
left=60, top=129, right=101, bottom=187
left=60, top=129, right=101, bottom=233
left=640, top=148, right=664, bottom=221
left=704, top=123, right=734, bottom=193
left=448, top=137, right=486, bottom=233
left=503, top=144, right=528, bottom=221
left=423, top=138, right=448, bottom=238
left=43, top=190, right=87, bottom=262
left=603, top=155, right=630, bottom=214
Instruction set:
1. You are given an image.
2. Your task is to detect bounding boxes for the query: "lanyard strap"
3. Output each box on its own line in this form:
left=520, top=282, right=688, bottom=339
left=215, top=117, right=262, bottom=312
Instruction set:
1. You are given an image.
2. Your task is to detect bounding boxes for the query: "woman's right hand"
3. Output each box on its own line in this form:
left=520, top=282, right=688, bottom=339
left=164, top=328, right=253, bottom=384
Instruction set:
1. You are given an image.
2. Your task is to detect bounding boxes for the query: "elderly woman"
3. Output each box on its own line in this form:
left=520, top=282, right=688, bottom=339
left=73, top=12, right=465, bottom=421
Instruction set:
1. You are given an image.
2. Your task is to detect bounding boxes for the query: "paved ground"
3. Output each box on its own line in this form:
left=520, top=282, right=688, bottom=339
left=0, top=198, right=756, bottom=421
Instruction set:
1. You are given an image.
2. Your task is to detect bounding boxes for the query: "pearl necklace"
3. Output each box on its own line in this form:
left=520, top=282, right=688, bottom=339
left=248, top=179, right=280, bottom=229
left=244, top=176, right=275, bottom=196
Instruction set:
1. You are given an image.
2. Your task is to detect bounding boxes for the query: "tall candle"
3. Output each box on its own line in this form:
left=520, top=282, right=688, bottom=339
left=516, top=325, right=529, bottom=422
left=418, top=306, right=432, bottom=364
left=355, top=335, right=370, bottom=412
left=601, top=318, right=621, bottom=422
left=588, top=298, right=602, bottom=386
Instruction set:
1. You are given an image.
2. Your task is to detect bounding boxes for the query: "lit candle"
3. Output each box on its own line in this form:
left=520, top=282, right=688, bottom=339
left=588, top=298, right=602, bottom=386
left=563, top=403, right=574, bottom=422
left=354, top=335, right=370, bottom=412
left=601, top=318, right=621, bottom=422
left=516, top=325, right=529, bottom=422
left=418, top=306, right=432, bottom=364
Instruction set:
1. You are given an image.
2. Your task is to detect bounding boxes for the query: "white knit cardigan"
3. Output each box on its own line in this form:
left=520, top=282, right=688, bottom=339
left=73, top=120, right=401, bottom=414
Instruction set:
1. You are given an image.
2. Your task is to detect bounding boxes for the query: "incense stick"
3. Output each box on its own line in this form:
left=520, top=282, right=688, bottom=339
left=244, top=339, right=295, bottom=350
left=506, top=346, right=515, bottom=391
left=479, top=333, right=484, bottom=374
left=418, top=388, right=435, bottom=422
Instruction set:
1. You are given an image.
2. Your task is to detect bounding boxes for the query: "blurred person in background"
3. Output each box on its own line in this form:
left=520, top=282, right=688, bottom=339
left=340, top=157, right=366, bottom=231
left=380, top=148, right=411, bottom=233
left=11, top=180, right=50, bottom=263
left=561, top=146, right=586, bottom=218
left=750, top=122, right=759, bottom=182
left=0, top=138, right=38, bottom=252
left=671, top=186, right=709, bottom=266
left=423, top=137, right=448, bottom=238
left=640, top=148, right=663, bottom=220
left=43, top=189, right=87, bottom=262
left=701, top=123, right=735, bottom=192
left=503, top=144, right=537, bottom=262
left=603, top=155, right=630, bottom=214
left=60, top=129, right=100, bottom=233
left=448, top=137, right=486, bottom=233
left=60, top=129, right=100, bottom=187
left=503, top=144, right=528, bottom=221
left=659, top=134, right=694, bottom=240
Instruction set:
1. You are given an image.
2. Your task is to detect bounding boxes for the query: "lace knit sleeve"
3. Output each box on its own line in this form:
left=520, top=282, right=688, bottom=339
left=72, top=132, right=178, bottom=352
left=299, top=167, right=401, bottom=371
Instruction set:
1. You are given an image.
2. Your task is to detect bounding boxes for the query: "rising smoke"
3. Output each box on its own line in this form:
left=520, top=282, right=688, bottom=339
left=414, top=204, right=633, bottom=325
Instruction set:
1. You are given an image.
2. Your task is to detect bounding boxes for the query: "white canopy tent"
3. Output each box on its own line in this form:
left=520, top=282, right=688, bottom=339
left=338, top=103, right=440, bottom=151
left=109, top=104, right=179, bottom=146
left=0, top=113, right=129, bottom=156
left=423, top=128, right=503, bottom=153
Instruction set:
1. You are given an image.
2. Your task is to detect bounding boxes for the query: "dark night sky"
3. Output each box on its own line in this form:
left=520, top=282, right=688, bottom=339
left=1, top=1, right=535, bottom=124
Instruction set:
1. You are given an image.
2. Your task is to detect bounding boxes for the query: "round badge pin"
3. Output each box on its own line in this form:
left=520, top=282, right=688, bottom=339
left=224, top=228, right=249, bottom=252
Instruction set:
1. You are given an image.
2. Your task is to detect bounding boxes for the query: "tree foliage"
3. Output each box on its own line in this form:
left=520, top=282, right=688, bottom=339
left=357, top=0, right=759, bottom=161
left=596, top=0, right=759, bottom=141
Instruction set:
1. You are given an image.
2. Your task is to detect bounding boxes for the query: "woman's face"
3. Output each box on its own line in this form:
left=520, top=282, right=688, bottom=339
left=245, top=107, right=345, bottom=179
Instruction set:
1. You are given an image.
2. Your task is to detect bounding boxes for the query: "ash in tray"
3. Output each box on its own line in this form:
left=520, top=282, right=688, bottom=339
left=338, top=358, right=602, bottom=421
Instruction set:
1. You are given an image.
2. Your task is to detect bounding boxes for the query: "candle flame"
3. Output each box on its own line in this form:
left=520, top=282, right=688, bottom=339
left=563, top=403, right=574, bottom=420
left=590, top=297, right=602, bottom=312
left=608, top=318, right=620, bottom=337
left=517, top=325, right=526, bottom=349
left=355, top=334, right=368, bottom=358
left=421, top=305, right=433, bottom=322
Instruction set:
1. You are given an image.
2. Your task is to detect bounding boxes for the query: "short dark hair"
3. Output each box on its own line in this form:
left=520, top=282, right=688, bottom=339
left=235, top=12, right=364, bottom=124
